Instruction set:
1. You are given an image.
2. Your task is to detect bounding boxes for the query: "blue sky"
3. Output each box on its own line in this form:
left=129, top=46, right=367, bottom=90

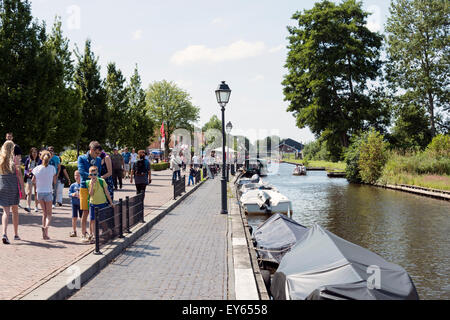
left=30, top=0, right=391, bottom=144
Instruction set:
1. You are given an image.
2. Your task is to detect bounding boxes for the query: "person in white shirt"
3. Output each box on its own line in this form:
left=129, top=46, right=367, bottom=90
left=192, top=154, right=200, bottom=169
left=32, top=150, right=57, bottom=240
left=130, top=148, right=138, bottom=177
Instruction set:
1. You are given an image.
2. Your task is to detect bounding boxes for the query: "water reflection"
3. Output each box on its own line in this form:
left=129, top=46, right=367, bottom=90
left=246, top=163, right=450, bottom=299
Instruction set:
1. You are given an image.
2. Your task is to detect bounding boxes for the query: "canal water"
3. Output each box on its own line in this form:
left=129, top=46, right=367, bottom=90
left=246, top=162, right=450, bottom=300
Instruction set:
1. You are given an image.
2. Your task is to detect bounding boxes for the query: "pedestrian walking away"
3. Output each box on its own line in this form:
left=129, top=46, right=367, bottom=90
left=0, top=141, right=23, bottom=244
left=122, top=147, right=131, bottom=179
left=56, top=160, right=71, bottom=207
left=32, top=150, right=57, bottom=240
left=110, top=148, right=124, bottom=190
left=47, top=146, right=61, bottom=208
left=77, top=141, right=102, bottom=243
left=68, top=171, right=82, bottom=237
left=188, top=164, right=195, bottom=186
left=130, top=150, right=151, bottom=200
left=24, top=147, right=40, bottom=213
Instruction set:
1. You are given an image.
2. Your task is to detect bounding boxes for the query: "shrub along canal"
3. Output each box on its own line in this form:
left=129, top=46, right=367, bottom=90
left=247, top=163, right=450, bottom=300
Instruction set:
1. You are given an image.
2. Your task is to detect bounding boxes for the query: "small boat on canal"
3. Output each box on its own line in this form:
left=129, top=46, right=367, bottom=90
left=240, top=189, right=293, bottom=216
left=292, top=165, right=306, bottom=176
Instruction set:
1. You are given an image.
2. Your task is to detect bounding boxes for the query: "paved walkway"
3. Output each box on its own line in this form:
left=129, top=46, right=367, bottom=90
left=70, top=178, right=229, bottom=300
left=0, top=169, right=195, bottom=300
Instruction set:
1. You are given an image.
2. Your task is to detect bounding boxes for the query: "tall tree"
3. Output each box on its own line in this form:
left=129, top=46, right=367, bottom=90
left=126, top=65, right=154, bottom=150
left=145, top=80, right=200, bottom=157
left=282, top=0, right=388, bottom=159
left=74, top=39, right=108, bottom=151
left=386, top=0, right=449, bottom=137
left=202, top=115, right=222, bottom=145
left=0, top=0, right=57, bottom=151
left=44, top=17, right=82, bottom=151
left=105, top=62, right=128, bottom=148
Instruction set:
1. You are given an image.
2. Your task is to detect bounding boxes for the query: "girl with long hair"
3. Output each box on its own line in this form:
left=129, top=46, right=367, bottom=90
left=32, top=150, right=56, bottom=240
left=24, top=147, right=40, bottom=212
left=0, top=141, right=22, bottom=244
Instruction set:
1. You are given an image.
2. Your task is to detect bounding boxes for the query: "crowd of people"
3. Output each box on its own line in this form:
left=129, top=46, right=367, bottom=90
left=0, top=133, right=152, bottom=245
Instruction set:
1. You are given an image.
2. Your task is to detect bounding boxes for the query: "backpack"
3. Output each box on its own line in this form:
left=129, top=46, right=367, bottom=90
left=135, top=159, right=147, bottom=176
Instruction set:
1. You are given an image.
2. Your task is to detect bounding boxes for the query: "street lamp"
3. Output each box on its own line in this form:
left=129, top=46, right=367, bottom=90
left=216, top=81, right=231, bottom=214
left=226, top=121, right=233, bottom=182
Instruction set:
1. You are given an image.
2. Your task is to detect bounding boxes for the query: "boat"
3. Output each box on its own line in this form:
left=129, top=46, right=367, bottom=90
left=252, top=213, right=308, bottom=267
left=327, top=171, right=346, bottom=178
left=240, top=189, right=292, bottom=216
left=270, top=224, right=419, bottom=300
left=292, top=165, right=307, bottom=176
left=247, top=158, right=269, bottom=176
left=239, top=182, right=277, bottom=197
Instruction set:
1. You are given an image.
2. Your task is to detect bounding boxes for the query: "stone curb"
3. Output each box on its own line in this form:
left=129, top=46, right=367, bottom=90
left=21, top=179, right=208, bottom=300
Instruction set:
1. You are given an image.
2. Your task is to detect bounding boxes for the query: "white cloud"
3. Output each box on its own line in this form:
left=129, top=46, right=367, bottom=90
left=132, top=29, right=143, bottom=40
left=269, top=45, right=284, bottom=53
left=171, top=40, right=266, bottom=65
left=251, top=74, right=265, bottom=82
left=175, top=79, right=193, bottom=90
left=366, top=5, right=382, bottom=32
left=211, top=17, right=223, bottom=24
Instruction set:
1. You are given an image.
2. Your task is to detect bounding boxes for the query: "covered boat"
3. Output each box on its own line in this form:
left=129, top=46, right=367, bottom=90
left=252, top=213, right=308, bottom=265
left=270, top=224, right=419, bottom=300
left=292, top=165, right=306, bottom=176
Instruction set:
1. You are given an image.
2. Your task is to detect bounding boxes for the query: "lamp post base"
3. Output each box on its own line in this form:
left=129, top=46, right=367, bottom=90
left=220, top=209, right=228, bottom=215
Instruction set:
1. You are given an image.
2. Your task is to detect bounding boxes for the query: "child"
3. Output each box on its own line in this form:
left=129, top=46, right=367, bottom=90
left=85, top=166, right=113, bottom=244
left=188, top=164, right=196, bottom=186
left=32, top=151, right=56, bottom=240
left=68, top=171, right=82, bottom=237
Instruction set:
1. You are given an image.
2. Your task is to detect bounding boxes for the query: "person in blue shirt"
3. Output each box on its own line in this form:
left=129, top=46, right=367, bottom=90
left=68, top=170, right=82, bottom=237
left=77, top=141, right=102, bottom=242
left=47, top=146, right=61, bottom=208
left=122, top=147, right=131, bottom=179
left=130, top=150, right=151, bottom=200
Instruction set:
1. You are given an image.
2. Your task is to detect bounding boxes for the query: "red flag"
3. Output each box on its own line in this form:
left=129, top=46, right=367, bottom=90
left=160, top=123, right=165, bottom=150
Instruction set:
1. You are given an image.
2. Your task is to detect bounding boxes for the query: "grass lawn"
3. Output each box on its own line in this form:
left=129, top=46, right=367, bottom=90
left=282, top=156, right=346, bottom=171
left=380, top=173, right=450, bottom=191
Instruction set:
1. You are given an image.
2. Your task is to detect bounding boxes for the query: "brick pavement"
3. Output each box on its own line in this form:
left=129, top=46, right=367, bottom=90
left=70, top=178, right=228, bottom=300
left=0, top=169, right=195, bottom=300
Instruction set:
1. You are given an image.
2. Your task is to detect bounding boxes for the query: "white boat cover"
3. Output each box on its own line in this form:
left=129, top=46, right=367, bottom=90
left=270, top=224, right=419, bottom=300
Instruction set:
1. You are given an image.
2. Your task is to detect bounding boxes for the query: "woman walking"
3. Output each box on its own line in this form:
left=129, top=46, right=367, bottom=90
left=130, top=150, right=151, bottom=200
left=100, top=150, right=114, bottom=200
left=0, top=141, right=23, bottom=244
left=24, top=147, right=40, bottom=213
left=32, top=150, right=56, bottom=240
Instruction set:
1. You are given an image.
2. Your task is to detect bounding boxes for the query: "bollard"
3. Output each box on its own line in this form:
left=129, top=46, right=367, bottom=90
left=118, top=198, right=124, bottom=238
left=93, top=207, right=101, bottom=255
left=126, top=196, right=131, bottom=233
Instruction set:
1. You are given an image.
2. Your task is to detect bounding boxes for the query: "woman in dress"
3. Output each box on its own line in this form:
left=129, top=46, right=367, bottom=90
left=0, top=141, right=23, bottom=244
left=24, top=147, right=40, bottom=212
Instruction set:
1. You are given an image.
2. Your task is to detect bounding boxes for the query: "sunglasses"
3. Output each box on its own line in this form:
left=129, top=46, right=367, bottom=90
left=89, top=173, right=98, bottom=177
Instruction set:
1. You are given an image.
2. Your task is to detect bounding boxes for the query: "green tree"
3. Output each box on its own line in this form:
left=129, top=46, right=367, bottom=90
left=74, top=39, right=108, bottom=150
left=145, top=80, right=200, bottom=157
left=202, top=115, right=222, bottom=145
left=105, top=62, right=128, bottom=148
left=386, top=0, right=450, bottom=137
left=282, top=0, right=388, bottom=159
left=345, top=131, right=368, bottom=183
left=126, top=65, right=154, bottom=150
left=0, top=0, right=58, bottom=151
left=44, top=17, right=82, bottom=151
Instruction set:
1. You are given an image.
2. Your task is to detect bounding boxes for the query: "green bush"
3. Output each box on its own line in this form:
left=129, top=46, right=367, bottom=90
left=345, top=132, right=368, bottom=183
left=358, top=130, right=389, bottom=184
left=60, top=149, right=78, bottom=164
left=151, top=162, right=170, bottom=171
left=426, top=134, right=450, bottom=158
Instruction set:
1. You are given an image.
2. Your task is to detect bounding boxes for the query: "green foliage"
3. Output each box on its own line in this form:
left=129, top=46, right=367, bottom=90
left=426, top=134, right=450, bottom=158
left=283, top=0, right=388, bottom=159
left=202, top=115, right=222, bottom=145
left=74, top=39, right=108, bottom=151
left=146, top=80, right=200, bottom=156
left=386, top=0, right=450, bottom=137
left=357, top=130, right=389, bottom=184
left=302, top=138, right=338, bottom=162
left=345, top=131, right=369, bottom=183
left=60, top=149, right=78, bottom=164
left=151, top=162, right=169, bottom=171
left=105, top=62, right=128, bottom=148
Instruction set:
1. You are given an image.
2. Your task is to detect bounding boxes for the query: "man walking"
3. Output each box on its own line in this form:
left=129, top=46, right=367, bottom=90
left=77, top=141, right=102, bottom=243
left=110, top=148, right=124, bottom=190
left=122, top=147, right=131, bottom=179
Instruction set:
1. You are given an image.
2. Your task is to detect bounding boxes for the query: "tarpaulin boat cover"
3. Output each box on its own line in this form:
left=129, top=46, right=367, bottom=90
left=270, top=224, right=419, bottom=300
left=252, top=213, right=308, bottom=264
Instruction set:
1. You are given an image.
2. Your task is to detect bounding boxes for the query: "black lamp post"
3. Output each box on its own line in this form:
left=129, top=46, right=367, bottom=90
left=226, top=121, right=232, bottom=182
left=215, top=81, right=231, bottom=214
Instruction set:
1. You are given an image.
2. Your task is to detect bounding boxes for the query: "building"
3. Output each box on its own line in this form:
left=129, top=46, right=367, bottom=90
left=273, top=138, right=304, bottom=158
